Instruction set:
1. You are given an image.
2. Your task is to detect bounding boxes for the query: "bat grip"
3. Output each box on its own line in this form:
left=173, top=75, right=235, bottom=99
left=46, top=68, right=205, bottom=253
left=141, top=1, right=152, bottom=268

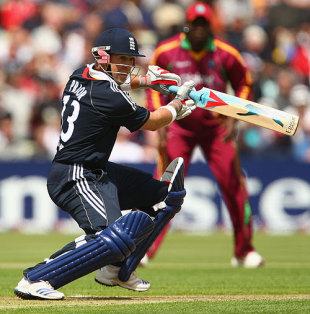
left=167, top=85, right=179, bottom=94
left=167, top=85, right=196, bottom=100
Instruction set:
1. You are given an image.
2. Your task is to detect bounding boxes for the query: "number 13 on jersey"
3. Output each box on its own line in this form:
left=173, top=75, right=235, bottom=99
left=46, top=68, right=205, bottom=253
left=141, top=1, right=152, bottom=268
left=59, top=95, right=80, bottom=148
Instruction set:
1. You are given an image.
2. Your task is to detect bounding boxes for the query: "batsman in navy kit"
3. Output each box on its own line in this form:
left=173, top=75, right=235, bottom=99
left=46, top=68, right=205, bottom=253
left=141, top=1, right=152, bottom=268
left=14, top=28, right=197, bottom=300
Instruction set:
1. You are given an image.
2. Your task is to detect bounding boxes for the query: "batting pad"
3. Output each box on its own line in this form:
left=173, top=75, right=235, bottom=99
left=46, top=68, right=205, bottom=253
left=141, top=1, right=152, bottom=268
left=26, top=211, right=154, bottom=289
left=161, top=157, right=184, bottom=192
left=118, top=189, right=186, bottom=282
left=118, top=157, right=185, bottom=282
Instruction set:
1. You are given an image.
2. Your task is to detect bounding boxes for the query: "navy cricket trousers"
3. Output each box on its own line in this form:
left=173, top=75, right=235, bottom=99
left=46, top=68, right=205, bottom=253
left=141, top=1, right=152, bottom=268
left=47, top=161, right=168, bottom=234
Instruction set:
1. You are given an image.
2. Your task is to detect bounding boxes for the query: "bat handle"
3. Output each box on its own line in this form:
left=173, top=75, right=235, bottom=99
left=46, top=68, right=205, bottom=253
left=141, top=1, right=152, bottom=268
left=167, top=85, right=198, bottom=103
left=167, top=85, right=179, bottom=94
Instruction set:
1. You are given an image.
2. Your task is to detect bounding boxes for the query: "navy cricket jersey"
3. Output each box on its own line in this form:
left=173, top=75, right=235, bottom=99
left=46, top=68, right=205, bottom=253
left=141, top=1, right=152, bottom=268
left=54, top=63, right=150, bottom=169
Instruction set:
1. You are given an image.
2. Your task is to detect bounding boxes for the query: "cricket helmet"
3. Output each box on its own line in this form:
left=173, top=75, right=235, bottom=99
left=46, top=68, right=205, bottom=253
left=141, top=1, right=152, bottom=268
left=92, top=28, right=144, bottom=84
left=92, top=28, right=145, bottom=60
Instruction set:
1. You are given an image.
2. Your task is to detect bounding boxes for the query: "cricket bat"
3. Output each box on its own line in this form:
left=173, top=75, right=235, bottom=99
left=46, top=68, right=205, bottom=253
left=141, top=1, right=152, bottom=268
left=168, top=85, right=299, bottom=136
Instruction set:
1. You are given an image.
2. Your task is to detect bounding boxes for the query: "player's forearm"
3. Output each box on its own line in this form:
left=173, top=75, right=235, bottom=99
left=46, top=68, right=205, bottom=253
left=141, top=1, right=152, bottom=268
left=140, top=102, right=180, bottom=131
left=129, top=76, right=141, bottom=89
left=230, top=66, right=253, bottom=100
left=122, top=74, right=159, bottom=90
left=120, top=75, right=143, bottom=90
left=122, top=66, right=181, bottom=91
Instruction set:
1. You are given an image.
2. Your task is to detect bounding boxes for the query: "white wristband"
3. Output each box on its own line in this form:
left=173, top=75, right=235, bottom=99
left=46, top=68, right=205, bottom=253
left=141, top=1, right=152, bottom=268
left=158, top=104, right=177, bottom=125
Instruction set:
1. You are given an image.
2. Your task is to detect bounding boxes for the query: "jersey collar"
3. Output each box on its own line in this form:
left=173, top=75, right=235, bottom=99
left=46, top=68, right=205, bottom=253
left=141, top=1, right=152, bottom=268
left=88, top=63, right=110, bottom=80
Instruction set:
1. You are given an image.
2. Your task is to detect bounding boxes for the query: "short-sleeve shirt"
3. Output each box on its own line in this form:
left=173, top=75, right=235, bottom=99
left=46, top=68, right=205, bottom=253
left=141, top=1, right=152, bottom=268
left=54, top=64, right=150, bottom=169
left=146, top=33, right=253, bottom=134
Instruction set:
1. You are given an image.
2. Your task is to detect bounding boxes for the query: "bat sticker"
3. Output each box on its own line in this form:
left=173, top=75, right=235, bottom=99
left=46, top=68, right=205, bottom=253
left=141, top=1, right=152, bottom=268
left=199, top=90, right=229, bottom=108
left=237, top=104, right=284, bottom=127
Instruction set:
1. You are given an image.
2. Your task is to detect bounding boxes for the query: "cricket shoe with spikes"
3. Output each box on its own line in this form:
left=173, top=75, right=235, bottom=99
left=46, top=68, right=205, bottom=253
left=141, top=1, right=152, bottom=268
left=95, top=265, right=150, bottom=292
left=231, top=251, right=264, bottom=268
left=161, top=157, right=184, bottom=193
left=14, top=278, right=64, bottom=300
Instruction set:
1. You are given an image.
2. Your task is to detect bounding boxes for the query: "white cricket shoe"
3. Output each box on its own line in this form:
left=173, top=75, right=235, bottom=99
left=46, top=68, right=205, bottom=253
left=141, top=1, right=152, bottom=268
left=95, top=265, right=150, bottom=292
left=231, top=251, right=264, bottom=268
left=14, top=277, right=64, bottom=300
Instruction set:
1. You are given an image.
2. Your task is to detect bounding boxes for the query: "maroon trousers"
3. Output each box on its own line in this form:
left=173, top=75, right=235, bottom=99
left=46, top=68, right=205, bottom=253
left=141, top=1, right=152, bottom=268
left=149, top=125, right=254, bottom=258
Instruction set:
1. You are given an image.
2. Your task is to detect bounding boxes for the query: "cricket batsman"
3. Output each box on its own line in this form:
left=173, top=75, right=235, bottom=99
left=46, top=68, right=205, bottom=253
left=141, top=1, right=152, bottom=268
left=14, top=28, right=196, bottom=300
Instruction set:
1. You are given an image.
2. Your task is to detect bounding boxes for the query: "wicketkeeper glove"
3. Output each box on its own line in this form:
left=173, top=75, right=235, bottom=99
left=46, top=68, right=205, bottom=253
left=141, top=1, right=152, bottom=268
left=139, top=65, right=181, bottom=95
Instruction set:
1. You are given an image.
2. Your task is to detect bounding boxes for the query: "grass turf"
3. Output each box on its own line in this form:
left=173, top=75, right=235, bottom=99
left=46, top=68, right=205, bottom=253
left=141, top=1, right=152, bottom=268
left=0, top=232, right=309, bottom=313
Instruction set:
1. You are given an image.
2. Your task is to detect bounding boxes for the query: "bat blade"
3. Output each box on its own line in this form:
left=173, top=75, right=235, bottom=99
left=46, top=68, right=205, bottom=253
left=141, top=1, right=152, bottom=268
left=168, top=85, right=299, bottom=136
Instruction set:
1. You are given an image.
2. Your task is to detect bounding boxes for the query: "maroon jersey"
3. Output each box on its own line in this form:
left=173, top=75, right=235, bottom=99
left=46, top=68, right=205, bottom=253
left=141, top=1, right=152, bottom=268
left=146, top=33, right=256, bottom=259
left=146, top=33, right=253, bottom=135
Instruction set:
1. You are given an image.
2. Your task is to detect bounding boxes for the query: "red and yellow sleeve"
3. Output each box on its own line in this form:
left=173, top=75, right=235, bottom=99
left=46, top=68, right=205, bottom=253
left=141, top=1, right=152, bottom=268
left=214, top=39, right=253, bottom=101
left=145, top=36, right=181, bottom=111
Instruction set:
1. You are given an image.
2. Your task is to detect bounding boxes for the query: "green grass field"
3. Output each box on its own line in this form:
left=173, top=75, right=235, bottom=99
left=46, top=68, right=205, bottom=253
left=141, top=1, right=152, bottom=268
left=1, top=231, right=309, bottom=313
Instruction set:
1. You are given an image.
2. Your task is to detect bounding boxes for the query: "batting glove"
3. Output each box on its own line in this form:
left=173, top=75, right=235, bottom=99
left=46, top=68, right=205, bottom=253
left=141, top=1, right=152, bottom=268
left=164, top=98, right=196, bottom=123
left=139, top=65, right=181, bottom=95
left=175, top=80, right=195, bottom=100
left=176, top=99, right=197, bottom=120
left=175, top=80, right=197, bottom=119
left=158, top=80, right=196, bottom=124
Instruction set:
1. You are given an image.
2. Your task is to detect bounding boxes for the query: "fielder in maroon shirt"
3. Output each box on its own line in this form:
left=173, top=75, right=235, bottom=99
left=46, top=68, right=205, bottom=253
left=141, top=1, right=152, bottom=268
left=145, top=2, right=264, bottom=268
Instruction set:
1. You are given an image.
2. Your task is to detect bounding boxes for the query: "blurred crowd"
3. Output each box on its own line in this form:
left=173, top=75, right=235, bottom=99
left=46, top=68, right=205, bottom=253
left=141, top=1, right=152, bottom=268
left=0, top=0, right=310, bottom=162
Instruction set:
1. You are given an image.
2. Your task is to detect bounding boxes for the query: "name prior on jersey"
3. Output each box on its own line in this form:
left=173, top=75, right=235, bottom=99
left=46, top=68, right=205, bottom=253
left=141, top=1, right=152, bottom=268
left=69, top=80, right=87, bottom=100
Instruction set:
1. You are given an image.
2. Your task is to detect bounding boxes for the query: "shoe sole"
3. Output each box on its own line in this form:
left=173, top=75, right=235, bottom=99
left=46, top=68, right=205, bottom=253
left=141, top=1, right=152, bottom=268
left=14, top=289, right=37, bottom=300
left=14, top=288, right=64, bottom=300
left=95, top=278, right=149, bottom=292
